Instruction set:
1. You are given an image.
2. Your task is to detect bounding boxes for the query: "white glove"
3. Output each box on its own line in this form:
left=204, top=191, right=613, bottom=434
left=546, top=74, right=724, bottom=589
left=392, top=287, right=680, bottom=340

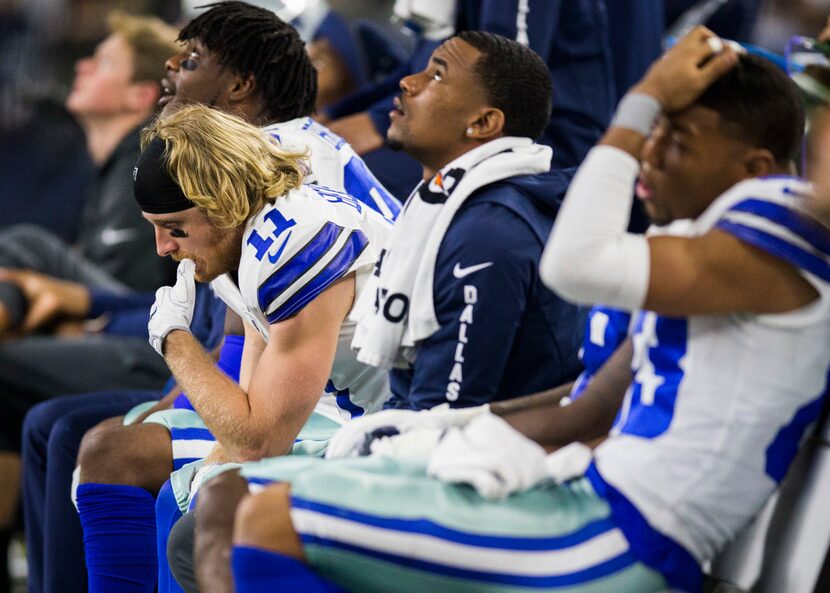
left=427, top=414, right=549, bottom=500
left=393, top=0, right=457, bottom=39
left=367, top=426, right=444, bottom=460
left=148, top=259, right=196, bottom=355
left=325, top=403, right=491, bottom=460
left=544, top=442, right=593, bottom=484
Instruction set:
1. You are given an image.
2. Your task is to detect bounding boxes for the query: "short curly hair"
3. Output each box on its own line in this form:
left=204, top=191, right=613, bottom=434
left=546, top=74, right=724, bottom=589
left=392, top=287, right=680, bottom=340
left=457, top=31, right=552, bottom=140
left=696, top=53, right=805, bottom=166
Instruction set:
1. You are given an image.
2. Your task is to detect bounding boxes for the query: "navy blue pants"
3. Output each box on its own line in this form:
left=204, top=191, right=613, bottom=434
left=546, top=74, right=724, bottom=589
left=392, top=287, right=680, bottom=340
left=22, top=391, right=160, bottom=593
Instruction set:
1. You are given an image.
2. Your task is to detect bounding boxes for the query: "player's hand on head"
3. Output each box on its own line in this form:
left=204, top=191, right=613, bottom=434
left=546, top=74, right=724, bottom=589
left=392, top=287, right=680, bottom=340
left=148, top=258, right=196, bottom=356
left=632, top=26, right=740, bottom=113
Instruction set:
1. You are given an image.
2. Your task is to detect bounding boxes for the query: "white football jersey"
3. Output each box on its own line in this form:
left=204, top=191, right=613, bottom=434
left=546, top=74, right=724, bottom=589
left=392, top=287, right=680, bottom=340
left=212, top=184, right=393, bottom=422
left=594, top=176, right=830, bottom=563
left=263, top=117, right=401, bottom=220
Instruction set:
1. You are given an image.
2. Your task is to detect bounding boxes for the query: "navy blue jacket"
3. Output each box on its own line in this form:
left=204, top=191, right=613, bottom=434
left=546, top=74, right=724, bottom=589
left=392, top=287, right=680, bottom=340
left=386, top=167, right=586, bottom=410
left=89, top=284, right=226, bottom=352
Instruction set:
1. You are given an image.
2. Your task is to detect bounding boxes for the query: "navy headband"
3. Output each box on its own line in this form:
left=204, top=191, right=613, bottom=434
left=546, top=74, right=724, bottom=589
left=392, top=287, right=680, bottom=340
left=133, top=136, right=195, bottom=214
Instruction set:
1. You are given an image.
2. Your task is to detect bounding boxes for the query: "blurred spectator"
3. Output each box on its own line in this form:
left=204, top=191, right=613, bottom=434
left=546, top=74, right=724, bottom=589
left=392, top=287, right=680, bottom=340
left=0, top=11, right=178, bottom=334
left=320, top=1, right=620, bottom=200
left=666, top=0, right=763, bottom=42
left=809, top=107, right=830, bottom=226
left=0, top=0, right=94, bottom=241
left=754, top=0, right=830, bottom=52
left=0, top=13, right=178, bottom=591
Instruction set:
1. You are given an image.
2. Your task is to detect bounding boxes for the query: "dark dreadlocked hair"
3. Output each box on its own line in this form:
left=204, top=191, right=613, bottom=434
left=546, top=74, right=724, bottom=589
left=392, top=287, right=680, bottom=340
left=179, top=1, right=317, bottom=122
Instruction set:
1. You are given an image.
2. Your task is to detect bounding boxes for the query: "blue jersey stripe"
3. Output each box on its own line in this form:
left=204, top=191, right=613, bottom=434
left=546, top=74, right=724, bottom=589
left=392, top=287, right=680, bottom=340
left=267, top=229, right=370, bottom=323
left=335, top=392, right=364, bottom=419
left=586, top=465, right=702, bottom=592
left=290, top=496, right=619, bottom=550
left=169, top=427, right=215, bottom=441
left=344, top=155, right=401, bottom=219
left=173, top=457, right=203, bottom=471
left=299, top=534, right=637, bottom=587
left=257, top=222, right=345, bottom=314
left=716, top=221, right=830, bottom=282
left=727, top=198, right=830, bottom=256
left=765, top=378, right=829, bottom=482
left=325, top=380, right=364, bottom=418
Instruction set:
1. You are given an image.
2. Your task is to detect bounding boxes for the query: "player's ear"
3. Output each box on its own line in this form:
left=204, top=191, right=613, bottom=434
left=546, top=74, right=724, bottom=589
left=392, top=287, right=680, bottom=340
left=127, top=81, right=162, bottom=114
left=742, top=147, right=776, bottom=179
left=466, top=107, right=505, bottom=141
left=228, top=72, right=257, bottom=103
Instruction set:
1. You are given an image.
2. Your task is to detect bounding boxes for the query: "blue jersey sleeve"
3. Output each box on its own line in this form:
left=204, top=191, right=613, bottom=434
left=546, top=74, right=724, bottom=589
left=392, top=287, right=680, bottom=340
left=91, top=289, right=154, bottom=338
left=98, top=284, right=226, bottom=349
left=392, top=201, right=540, bottom=409
left=569, top=305, right=632, bottom=400
left=88, top=289, right=154, bottom=318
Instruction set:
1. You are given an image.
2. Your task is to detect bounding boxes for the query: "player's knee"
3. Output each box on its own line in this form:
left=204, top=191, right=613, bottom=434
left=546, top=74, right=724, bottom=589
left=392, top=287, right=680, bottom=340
left=195, top=470, right=248, bottom=532
left=78, top=423, right=170, bottom=484
left=233, top=483, right=300, bottom=557
left=78, top=415, right=125, bottom=451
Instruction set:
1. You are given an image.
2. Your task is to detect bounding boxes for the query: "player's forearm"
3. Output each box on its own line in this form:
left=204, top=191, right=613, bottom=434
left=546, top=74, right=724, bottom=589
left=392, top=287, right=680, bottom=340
left=163, top=330, right=266, bottom=460
left=490, top=382, right=573, bottom=416
left=499, top=340, right=633, bottom=449
left=164, top=330, right=320, bottom=461
left=539, top=144, right=649, bottom=311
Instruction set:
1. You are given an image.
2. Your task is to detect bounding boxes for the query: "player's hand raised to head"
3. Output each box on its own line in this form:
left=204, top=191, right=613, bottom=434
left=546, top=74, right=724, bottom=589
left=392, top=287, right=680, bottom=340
left=632, top=26, right=740, bottom=114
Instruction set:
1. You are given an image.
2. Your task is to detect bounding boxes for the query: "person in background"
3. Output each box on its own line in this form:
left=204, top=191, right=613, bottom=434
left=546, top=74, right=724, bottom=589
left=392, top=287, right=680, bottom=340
left=65, top=5, right=397, bottom=593
left=170, top=30, right=586, bottom=593
left=223, top=28, right=828, bottom=593
left=0, top=13, right=178, bottom=592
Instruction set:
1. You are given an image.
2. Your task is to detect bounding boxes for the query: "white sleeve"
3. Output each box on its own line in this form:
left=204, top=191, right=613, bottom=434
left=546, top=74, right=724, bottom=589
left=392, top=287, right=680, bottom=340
left=539, top=145, right=651, bottom=311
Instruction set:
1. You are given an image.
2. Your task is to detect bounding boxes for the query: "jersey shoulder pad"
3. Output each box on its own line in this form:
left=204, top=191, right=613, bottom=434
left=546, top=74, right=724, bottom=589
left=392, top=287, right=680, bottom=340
left=243, top=193, right=371, bottom=324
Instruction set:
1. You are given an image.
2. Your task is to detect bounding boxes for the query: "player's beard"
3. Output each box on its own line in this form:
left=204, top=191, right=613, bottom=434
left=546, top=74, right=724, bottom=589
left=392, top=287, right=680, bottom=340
left=386, top=137, right=404, bottom=152
left=188, top=226, right=244, bottom=282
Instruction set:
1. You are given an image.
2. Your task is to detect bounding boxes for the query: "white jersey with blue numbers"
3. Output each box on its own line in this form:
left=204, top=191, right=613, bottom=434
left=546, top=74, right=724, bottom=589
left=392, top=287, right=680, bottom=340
left=211, top=184, right=393, bottom=423
left=262, top=117, right=401, bottom=220
left=594, top=176, right=830, bottom=563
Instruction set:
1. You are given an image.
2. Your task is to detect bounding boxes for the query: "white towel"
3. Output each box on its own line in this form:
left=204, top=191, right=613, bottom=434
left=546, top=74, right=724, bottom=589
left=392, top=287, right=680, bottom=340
left=426, top=416, right=595, bottom=499
left=426, top=414, right=550, bottom=500
left=351, top=137, right=552, bottom=368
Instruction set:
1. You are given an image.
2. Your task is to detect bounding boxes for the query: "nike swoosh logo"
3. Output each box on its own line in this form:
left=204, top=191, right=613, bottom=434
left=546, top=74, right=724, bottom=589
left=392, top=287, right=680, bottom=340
left=100, top=228, right=140, bottom=246
left=268, top=230, right=293, bottom=264
left=452, top=261, right=493, bottom=279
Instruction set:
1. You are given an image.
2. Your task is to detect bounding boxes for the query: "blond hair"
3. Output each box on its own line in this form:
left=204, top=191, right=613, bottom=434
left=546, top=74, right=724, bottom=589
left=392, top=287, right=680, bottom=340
left=108, top=11, right=179, bottom=88
left=141, top=104, right=307, bottom=228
